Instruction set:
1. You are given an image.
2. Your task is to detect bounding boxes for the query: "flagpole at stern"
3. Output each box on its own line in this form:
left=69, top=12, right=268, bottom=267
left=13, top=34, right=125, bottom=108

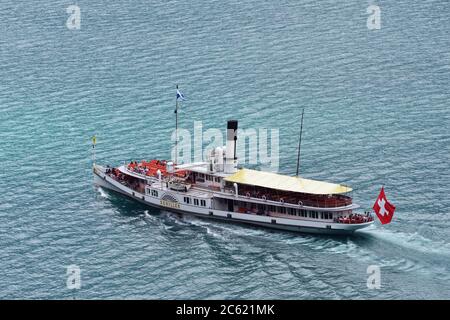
left=92, top=135, right=97, bottom=166
left=175, top=85, right=179, bottom=165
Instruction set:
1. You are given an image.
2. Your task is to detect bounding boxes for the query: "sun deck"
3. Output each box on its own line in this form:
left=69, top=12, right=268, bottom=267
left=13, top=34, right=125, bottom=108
left=224, top=168, right=352, bottom=195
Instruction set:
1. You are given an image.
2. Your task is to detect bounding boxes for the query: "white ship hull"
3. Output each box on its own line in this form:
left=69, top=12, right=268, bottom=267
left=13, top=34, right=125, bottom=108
left=93, top=166, right=373, bottom=235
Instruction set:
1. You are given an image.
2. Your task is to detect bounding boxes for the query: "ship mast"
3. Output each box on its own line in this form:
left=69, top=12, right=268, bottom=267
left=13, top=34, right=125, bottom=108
left=295, top=108, right=304, bottom=176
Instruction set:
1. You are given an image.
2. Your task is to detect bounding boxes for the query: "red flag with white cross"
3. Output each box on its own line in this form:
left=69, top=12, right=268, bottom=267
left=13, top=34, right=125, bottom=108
left=373, top=187, right=396, bottom=225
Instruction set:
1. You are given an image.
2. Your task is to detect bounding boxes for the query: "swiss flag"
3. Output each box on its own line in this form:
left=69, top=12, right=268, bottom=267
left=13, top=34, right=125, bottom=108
left=373, top=187, right=396, bottom=225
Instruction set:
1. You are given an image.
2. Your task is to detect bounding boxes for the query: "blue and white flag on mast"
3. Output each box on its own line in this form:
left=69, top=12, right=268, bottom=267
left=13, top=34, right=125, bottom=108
left=176, top=89, right=186, bottom=101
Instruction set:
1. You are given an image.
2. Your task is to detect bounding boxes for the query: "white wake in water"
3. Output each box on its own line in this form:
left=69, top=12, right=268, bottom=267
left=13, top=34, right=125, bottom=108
left=96, top=187, right=109, bottom=199
left=360, top=226, right=450, bottom=258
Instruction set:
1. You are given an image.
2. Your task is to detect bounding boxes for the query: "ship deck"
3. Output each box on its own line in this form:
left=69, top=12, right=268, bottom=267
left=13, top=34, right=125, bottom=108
left=94, top=164, right=374, bottom=231
left=117, top=165, right=359, bottom=211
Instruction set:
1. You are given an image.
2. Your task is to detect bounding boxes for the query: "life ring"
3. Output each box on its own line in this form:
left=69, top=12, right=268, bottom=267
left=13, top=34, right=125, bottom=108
left=298, top=200, right=303, bottom=206
left=262, top=195, right=267, bottom=201
left=246, top=192, right=251, bottom=198
left=280, top=198, right=284, bottom=203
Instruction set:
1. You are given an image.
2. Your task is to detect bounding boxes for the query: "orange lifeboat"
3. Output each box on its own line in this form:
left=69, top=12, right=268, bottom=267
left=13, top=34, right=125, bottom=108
left=128, top=159, right=187, bottom=178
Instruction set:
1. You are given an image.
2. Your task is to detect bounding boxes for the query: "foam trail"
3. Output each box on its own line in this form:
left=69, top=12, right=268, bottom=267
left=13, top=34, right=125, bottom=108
left=361, top=227, right=450, bottom=257
left=97, top=187, right=109, bottom=199
left=181, top=215, right=229, bottom=240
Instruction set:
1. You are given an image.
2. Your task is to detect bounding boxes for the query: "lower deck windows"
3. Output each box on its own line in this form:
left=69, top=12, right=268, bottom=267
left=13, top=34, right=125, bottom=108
left=322, top=212, right=333, bottom=220
left=308, top=211, right=319, bottom=219
left=229, top=201, right=334, bottom=220
left=277, top=206, right=286, bottom=214
left=188, top=198, right=207, bottom=207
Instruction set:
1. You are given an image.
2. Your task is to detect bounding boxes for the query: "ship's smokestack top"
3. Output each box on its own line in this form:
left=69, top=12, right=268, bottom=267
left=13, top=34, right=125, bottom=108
left=225, top=120, right=238, bottom=173
left=227, top=120, right=238, bottom=130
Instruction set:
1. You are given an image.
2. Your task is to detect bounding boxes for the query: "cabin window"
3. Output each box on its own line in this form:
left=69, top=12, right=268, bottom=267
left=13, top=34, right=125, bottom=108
left=194, top=199, right=199, bottom=206
left=150, top=190, right=158, bottom=197
left=309, top=211, right=318, bottom=219
left=200, top=200, right=206, bottom=207
left=198, top=173, right=204, bottom=179
left=322, top=212, right=333, bottom=220
left=277, top=206, right=286, bottom=214
left=214, top=177, right=220, bottom=183
left=183, top=197, right=191, bottom=204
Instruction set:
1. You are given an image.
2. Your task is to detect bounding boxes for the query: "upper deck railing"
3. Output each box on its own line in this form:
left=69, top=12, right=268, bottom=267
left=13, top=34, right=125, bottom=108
left=233, top=186, right=352, bottom=208
left=120, top=164, right=354, bottom=209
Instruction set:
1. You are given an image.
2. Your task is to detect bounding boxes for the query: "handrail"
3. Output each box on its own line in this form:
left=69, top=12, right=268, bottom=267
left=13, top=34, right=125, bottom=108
left=234, top=191, right=352, bottom=208
left=195, top=186, right=356, bottom=211
left=118, top=167, right=354, bottom=210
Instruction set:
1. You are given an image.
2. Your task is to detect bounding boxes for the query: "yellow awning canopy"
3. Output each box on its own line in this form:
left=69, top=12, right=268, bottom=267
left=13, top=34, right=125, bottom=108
left=224, top=169, right=352, bottom=195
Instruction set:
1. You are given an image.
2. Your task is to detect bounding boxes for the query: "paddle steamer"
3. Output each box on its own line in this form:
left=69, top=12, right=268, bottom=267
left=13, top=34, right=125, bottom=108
left=93, top=120, right=374, bottom=235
